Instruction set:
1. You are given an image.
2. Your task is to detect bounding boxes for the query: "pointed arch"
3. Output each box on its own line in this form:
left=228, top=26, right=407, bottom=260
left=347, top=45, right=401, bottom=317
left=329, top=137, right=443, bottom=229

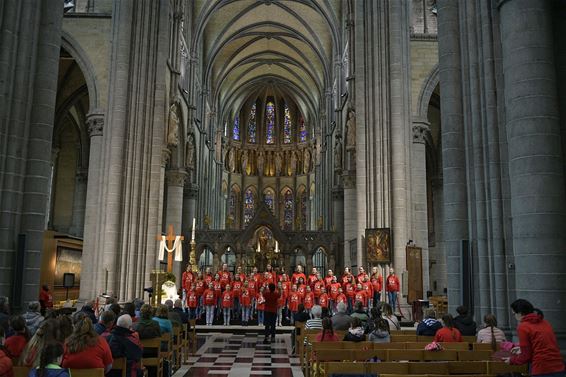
left=243, top=185, right=258, bottom=226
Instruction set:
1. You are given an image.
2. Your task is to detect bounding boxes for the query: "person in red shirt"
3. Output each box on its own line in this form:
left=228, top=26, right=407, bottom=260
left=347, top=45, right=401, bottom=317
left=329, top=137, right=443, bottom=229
left=38, top=285, right=53, bottom=316
left=212, top=275, right=222, bottom=318
left=276, top=282, right=287, bottom=327
left=232, top=275, right=243, bottom=320
left=329, top=277, right=341, bottom=314
left=303, top=286, right=315, bottom=313
left=204, top=267, right=214, bottom=285
left=357, top=267, right=368, bottom=284
left=203, top=283, right=216, bottom=326
left=219, top=263, right=232, bottom=289
left=324, top=270, right=334, bottom=289
left=434, top=314, right=463, bottom=343
left=335, top=288, right=347, bottom=308
left=345, top=276, right=356, bottom=313
left=252, top=267, right=262, bottom=286
left=288, top=285, right=301, bottom=321
left=313, top=275, right=324, bottom=304
left=265, top=264, right=277, bottom=284
left=62, top=317, right=113, bottom=373
left=308, top=267, right=319, bottom=287
left=318, top=288, right=329, bottom=310
left=506, top=299, right=565, bottom=376
left=0, top=326, right=12, bottom=377
left=297, top=278, right=307, bottom=302
left=341, top=267, right=352, bottom=289
left=195, top=275, right=205, bottom=318
left=221, top=285, right=234, bottom=326
left=256, top=288, right=266, bottom=326
left=4, top=316, right=29, bottom=361
left=292, top=265, right=307, bottom=286
left=277, top=267, right=289, bottom=284
left=240, top=283, right=252, bottom=326
left=354, top=283, right=367, bottom=307
left=362, top=276, right=373, bottom=308
left=186, top=284, right=198, bottom=319
left=262, top=283, right=280, bottom=344
left=182, top=264, right=195, bottom=294
left=235, top=266, right=246, bottom=283
left=370, top=267, right=383, bottom=304
left=386, top=268, right=400, bottom=310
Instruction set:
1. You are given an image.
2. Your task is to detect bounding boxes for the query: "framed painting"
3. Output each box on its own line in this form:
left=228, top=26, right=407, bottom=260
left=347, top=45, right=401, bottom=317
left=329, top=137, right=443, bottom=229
left=365, top=228, right=391, bottom=264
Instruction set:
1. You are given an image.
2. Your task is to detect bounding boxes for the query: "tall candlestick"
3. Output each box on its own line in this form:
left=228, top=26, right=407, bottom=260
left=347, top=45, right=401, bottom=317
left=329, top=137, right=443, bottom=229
left=191, top=218, right=196, bottom=241
left=257, top=239, right=261, bottom=252
left=275, top=240, right=279, bottom=253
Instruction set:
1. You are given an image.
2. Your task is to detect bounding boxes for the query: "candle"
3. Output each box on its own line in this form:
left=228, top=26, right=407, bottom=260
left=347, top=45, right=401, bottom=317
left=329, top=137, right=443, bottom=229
left=257, top=239, right=261, bottom=252
left=191, top=218, right=196, bottom=241
left=275, top=240, right=279, bottom=253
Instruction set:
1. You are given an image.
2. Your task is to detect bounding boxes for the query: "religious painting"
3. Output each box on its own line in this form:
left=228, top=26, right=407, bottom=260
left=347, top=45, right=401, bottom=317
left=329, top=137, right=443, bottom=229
left=54, top=246, right=82, bottom=288
left=365, top=228, right=391, bottom=263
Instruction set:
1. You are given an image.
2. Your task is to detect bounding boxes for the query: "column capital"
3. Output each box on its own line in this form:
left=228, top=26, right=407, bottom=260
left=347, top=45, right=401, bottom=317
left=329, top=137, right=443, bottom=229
left=331, top=186, right=344, bottom=200
left=184, top=184, right=199, bottom=199
left=161, top=148, right=171, bottom=167
left=166, top=169, right=188, bottom=187
left=343, top=172, right=356, bottom=189
left=86, top=113, right=104, bottom=137
left=412, top=120, right=431, bottom=144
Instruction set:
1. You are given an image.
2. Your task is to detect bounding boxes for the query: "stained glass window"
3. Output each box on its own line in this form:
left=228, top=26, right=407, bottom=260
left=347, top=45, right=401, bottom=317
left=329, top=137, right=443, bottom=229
left=299, top=190, right=307, bottom=231
left=248, top=103, right=257, bottom=143
left=264, top=189, right=275, bottom=214
left=283, top=189, right=294, bottom=231
left=299, top=116, right=307, bottom=142
left=232, top=115, right=240, bottom=141
left=266, top=101, right=275, bottom=144
left=283, top=104, right=292, bottom=144
left=228, top=186, right=239, bottom=229
left=243, top=187, right=255, bottom=226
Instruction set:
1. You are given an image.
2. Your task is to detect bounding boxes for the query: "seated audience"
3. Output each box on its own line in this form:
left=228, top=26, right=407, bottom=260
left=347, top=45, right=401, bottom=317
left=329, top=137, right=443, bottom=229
left=4, top=316, right=29, bottom=362
left=304, top=305, right=323, bottom=330
left=343, top=317, right=366, bottom=342
left=152, top=305, right=173, bottom=334
left=416, top=308, right=442, bottom=336
left=350, top=301, right=369, bottom=327
left=56, top=316, right=73, bottom=343
left=368, top=318, right=391, bottom=343
left=133, top=305, right=161, bottom=340
left=106, top=315, right=143, bottom=377
left=453, top=305, right=477, bottom=336
left=79, top=301, right=98, bottom=324
left=0, top=327, right=12, bottom=377
left=94, top=310, right=116, bottom=336
left=164, top=300, right=182, bottom=325
left=316, top=318, right=339, bottom=342
left=108, top=303, right=122, bottom=319
left=22, top=302, right=44, bottom=336
left=61, top=316, right=113, bottom=373
left=293, top=304, right=310, bottom=323
left=122, top=302, right=138, bottom=323
left=21, top=319, right=60, bottom=367
left=28, top=342, right=70, bottom=377
left=382, top=303, right=400, bottom=331
left=172, top=299, right=189, bottom=324
left=434, top=314, right=463, bottom=343
left=364, top=307, right=382, bottom=334
left=330, top=302, right=352, bottom=331
left=476, top=314, right=506, bottom=349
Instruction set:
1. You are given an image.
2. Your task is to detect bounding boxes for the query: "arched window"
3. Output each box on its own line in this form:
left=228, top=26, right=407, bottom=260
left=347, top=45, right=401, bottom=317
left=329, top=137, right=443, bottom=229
left=199, top=247, right=214, bottom=272
left=248, top=103, right=257, bottom=143
left=291, top=247, right=306, bottom=272
left=283, top=189, right=294, bottom=231
left=283, top=103, right=292, bottom=144
left=243, top=187, right=256, bottom=226
left=263, top=187, right=275, bottom=214
left=232, top=114, right=240, bottom=141
left=228, top=185, right=241, bottom=229
left=299, top=115, right=307, bottom=142
left=265, top=101, right=275, bottom=144
left=313, top=247, right=327, bottom=275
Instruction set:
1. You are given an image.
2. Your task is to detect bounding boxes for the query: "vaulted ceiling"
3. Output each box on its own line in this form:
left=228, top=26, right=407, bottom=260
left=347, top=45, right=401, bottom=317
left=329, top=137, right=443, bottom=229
left=192, top=0, right=341, bottom=128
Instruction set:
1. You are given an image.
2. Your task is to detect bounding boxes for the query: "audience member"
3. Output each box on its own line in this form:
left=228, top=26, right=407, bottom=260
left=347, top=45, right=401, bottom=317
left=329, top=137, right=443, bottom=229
left=350, top=301, right=369, bottom=327
left=330, top=302, right=352, bottom=331
left=122, top=302, right=138, bottom=323
left=0, top=298, right=10, bottom=335
left=453, top=305, right=477, bottom=336
left=343, top=317, right=366, bottom=342
left=172, top=299, right=189, bottom=324
left=21, top=319, right=60, bottom=368
left=134, top=305, right=161, bottom=340
left=94, top=311, right=116, bottom=336
left=434, top=314, right=462, bottom=343
left=293, top=304, right=309, bottom=323
left=22, top=302, right=44, bottom=336
left=79, top=301, right=97, bottom=324
left=56, top=316, right=73, bottom=343
left=316, top=318, right=339, bottom=342
left=0, top=327, right=12, bottom=377
left=106, top=315, right=143, bottom=377
left=164, top=300, right=182, bottom=325
left=61, top=316, right=113, bottom=373
left=504, top=299, right=565, bottom=377
left=381, top=303, right=400, bottom=331
left=4, top=316, right=29, bottom=362
left=476, top=314, right=506, bottom=350
left=28, top=342, right=70, bottom=377
left=108, top=304, right=122, bottom=319
left=416, top=308, right=442, bottom=336
left=152, top=305, right=173, bottom=334
left=368, top=318, right=391, bottom=343
left=305, top=306, right=323, bottom=330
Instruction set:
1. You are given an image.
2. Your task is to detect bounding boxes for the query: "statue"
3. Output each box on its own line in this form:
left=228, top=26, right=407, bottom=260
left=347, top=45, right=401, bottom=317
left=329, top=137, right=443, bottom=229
left=167, top=105, right=180, bottom=147
left=303, top=149, right=311, bottom=174
left=228, top=148, right=235, bottom=172
left=257, top=151, right=265, bottom=176
left=346, top=108, right=356, bottom=148
left=289, top=151, right=297, bottom=175
left=334, top=137, right=342, bottom=171
left=275, top=152, right=283, bottom=176
left=241, top=150, right=248, bottom=175
left=185, top=134, right=195, bottom=169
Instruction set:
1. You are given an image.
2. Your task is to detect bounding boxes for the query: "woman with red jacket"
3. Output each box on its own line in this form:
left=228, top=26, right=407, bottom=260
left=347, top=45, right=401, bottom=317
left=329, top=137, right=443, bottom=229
left=434, top=314, right=463, bottom=343
left=0, top=327, right=13, bottom=377
left=505, top=299, right=565, bottom=377
left=4, top=316, right=29, bottom=362
left=221, top=285, right=234, bottom=326
left=203, top=283, right=216, bottom=326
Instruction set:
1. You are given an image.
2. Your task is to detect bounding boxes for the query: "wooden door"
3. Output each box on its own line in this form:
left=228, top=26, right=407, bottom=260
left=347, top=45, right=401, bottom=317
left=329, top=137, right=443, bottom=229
left=405, top=246, right=423, bottom=303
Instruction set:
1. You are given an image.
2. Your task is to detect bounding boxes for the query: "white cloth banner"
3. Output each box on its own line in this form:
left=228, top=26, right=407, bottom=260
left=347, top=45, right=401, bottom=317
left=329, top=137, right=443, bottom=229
left=158, top=236, right=183, bottom=262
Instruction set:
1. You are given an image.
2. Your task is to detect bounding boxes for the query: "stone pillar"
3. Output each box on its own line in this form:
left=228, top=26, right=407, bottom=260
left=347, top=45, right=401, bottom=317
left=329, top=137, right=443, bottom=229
left=165, top=169, right=188, bottom=279
left=499, top=0, right=566, bottom=338
left=332, top=186, right=344, bottom=267
left=182, top=184, right=199, bottom=264
left=437, top=0, right=468, bottom=313
left=69, top=169, right=88, bottom=237
left=412, top=120, right=430, bottom=297
left=80, top=112, right=104, bottom=300
left=343, top=173, right=357, bottom=268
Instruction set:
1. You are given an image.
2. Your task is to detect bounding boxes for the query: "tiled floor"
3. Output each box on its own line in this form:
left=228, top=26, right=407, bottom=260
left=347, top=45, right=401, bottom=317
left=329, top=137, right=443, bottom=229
left=174, top=332, right=303, bottom=377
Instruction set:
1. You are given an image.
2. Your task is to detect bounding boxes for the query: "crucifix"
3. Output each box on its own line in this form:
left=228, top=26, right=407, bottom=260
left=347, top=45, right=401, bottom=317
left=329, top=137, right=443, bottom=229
left=158, top=224, right=184, bottom=273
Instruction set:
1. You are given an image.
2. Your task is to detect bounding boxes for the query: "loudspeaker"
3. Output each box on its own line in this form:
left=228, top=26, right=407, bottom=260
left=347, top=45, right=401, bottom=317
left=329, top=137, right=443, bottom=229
left=63, top=273, right=75, bottom=288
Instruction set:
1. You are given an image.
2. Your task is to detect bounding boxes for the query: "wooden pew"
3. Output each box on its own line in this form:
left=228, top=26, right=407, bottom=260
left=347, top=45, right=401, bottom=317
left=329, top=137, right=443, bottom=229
left=487, top=361, right=528, bottom=375
left=172, top=325, right=183, bottom=371
left=409, top=361, right=450, bottom=375
left=449, top=361, right=489, bottom=374
left=13, top=367, right=30, bottom=377
left=391, top=334, right=418, bottom=342
left=70, top=369, right=105, bottom=377
left=140, top=337, right=164, bottom=377
left=110, top=357, right=127, bottom=377
left=458, top=350, right=493, bottom=361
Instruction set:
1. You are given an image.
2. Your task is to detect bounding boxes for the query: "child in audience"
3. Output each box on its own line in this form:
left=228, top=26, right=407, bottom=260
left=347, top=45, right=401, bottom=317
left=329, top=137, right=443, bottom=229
left=316, top=318, right=339, bottom=342
left=4, top=316, right=29, bottom=362
left=0, top=326, right=13, bottom=377
left=28, top=342, right=71, bottom=377
left=434, top=314, right=463, bottom=343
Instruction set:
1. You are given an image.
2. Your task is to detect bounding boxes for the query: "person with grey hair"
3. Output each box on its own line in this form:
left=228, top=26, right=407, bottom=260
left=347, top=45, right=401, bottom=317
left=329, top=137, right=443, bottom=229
left=22, top=301, right=44, bottom=336
left=331, top=301, right=352, bottom=331
left=106, top=314, right=143, bottom=377
left=94, top=310, right=116, bottom=336
left=172, top=299, right=189, bottom=324
left=305, top=305, right=323, bottom=330
left=165, top=299, right=182, bottom=325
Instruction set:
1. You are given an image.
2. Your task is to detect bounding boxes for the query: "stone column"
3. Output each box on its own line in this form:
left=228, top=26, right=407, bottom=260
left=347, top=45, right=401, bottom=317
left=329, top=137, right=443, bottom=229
left=332, top=186, right=344, bottom=266
left=437, top=0, right=468, bottom=313
left=69, top=169, right=88, bottom=237
left=412, top=120, right=430, bottom=297
left=182, top=184, right=199, bottom=264
left=80, top=112, right=104, bottom=300
left=499, top=0, right=566, bottom=337
left=343, top=173, right=357, bottom=268
left=165, top=169, right=188, bottom=279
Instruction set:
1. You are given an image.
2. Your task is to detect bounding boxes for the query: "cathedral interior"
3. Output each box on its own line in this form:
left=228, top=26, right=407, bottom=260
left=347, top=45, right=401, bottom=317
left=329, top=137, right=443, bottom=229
left=1, top=0, right=566, bottom=349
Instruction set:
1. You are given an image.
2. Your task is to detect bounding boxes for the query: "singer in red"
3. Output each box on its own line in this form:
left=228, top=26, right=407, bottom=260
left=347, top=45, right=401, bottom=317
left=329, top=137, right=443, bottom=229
left=386, top=268, right=400, bottom=310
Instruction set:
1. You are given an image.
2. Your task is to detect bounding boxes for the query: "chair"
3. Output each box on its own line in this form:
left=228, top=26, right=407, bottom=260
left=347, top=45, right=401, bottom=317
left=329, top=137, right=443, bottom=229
left=13, top=366, right=30, bottom=377
left=111, top=357, right=127, bottom=377
left=161, top=332, right=173, bottom=362
left=140, top=337, right=164, bottom=377
left=373, top=341, right=406, bottom=349
left=70, top=369, right=105, bottom=377
left=473, top=342, right=499, bottom=351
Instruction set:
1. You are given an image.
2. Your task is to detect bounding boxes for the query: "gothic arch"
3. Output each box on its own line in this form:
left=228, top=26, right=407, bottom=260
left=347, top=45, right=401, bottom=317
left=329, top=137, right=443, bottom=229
left=415, top=64, right=439, bottom=120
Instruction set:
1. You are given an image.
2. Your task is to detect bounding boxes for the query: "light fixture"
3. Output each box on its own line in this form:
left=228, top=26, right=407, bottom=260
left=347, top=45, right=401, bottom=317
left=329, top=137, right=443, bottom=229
left=64, top=0, right=75, bottom=12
